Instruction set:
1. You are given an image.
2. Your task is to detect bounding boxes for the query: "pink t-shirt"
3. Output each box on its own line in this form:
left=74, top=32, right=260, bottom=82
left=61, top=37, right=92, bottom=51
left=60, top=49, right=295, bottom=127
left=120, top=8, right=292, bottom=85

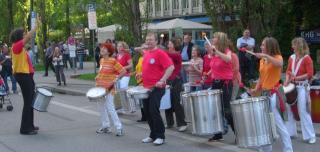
left=142, top=48, right=173, bottom=89
left=210, top=48, right=233, bottom=80
left=116, top=52, right=131, bottom=76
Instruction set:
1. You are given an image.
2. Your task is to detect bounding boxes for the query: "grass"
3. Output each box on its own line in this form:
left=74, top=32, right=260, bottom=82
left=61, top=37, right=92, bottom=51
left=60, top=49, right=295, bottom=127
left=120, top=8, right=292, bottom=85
left=34, top=64, right=45, bottom=71
left=76, top=73, right=138, bottom=86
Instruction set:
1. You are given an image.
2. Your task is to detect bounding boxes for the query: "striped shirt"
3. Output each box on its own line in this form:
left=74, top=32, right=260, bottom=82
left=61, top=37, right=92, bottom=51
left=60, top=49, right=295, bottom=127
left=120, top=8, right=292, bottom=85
left=187, top=57, right=203, bottom=86
left=96, top=57, right=124, bottom=93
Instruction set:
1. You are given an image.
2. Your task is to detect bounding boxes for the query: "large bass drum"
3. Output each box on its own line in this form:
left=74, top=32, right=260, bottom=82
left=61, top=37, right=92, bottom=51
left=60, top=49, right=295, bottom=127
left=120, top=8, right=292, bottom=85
left=231, top=96, right=276, bottom=148
left=189, top=90, right=224, bottom=135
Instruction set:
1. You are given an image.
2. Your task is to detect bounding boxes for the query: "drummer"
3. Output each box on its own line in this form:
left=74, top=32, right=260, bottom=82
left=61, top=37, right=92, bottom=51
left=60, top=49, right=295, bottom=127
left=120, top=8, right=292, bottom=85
left=141, top=32, right=174, bottom=145
left=284, top=37, right=316, bottom=144
left=208, top=32, right=234, bottom=142
left=164, top=38, right=188, bottom=132
left=251, top=37, right=293, bottom=152
left=95, top=43, right=126, bottom=136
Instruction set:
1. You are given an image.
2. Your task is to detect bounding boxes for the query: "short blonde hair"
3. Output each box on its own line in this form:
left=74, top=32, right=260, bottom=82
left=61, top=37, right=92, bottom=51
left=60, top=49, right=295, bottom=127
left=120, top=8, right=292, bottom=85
left=291, top=37, right=309, bottom=56
left=213, top=32, right=229, bottom=53
left=117, top=41, right=129, bottom=52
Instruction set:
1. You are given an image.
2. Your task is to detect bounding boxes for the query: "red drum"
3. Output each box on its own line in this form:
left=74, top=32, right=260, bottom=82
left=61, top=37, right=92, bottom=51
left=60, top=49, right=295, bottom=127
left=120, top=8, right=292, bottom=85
left=310, top=86, right=320, bottom=123
left=283, top=83, right=297, bottom=105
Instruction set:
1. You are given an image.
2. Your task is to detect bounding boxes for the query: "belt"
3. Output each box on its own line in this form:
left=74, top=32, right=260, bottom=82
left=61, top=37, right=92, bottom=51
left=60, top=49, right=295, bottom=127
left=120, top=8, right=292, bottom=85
left=294, top=80, right=308, bottom=86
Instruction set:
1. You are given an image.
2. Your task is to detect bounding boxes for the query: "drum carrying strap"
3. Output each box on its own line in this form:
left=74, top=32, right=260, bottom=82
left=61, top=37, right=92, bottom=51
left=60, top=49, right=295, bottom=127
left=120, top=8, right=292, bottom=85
left=291, top=54, right=306, bottom=77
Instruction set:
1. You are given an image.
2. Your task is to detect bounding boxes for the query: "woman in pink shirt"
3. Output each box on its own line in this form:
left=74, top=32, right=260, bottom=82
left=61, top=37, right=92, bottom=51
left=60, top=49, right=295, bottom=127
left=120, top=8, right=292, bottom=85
left=208, top=32, right=234, bottom=142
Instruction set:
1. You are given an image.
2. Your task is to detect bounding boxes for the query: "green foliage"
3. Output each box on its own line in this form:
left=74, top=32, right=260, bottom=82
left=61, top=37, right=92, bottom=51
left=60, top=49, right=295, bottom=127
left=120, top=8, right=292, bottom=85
left=77, top=73, right=97, bottom=81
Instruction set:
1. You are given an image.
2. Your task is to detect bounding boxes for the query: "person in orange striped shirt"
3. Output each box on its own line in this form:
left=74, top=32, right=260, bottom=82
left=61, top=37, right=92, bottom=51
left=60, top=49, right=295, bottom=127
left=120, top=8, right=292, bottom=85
left=95, top=43, right=126, bottom=136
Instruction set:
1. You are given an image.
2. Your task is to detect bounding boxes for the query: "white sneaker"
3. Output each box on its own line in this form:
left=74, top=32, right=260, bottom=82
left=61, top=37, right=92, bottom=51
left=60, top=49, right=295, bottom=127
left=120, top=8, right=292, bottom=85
left=153, top=138, right=164, bottom=145
left=308, top=137, right=316, bottom=144
left=116, top=129, right=124, bottom=136
left=178, top=125, right=188, bottom=132
left=142, top=137, right=153, bottom=143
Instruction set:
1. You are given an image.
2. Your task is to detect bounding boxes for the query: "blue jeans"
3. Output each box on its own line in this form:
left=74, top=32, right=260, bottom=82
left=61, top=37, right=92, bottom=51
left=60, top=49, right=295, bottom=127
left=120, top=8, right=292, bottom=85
left=77, top=54, right=84, bottom=69
left=3, top=72, right=17, bottom=92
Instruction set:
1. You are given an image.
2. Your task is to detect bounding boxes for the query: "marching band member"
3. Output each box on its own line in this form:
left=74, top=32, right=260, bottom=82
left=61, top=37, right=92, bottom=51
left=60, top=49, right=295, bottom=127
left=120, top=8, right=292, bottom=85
left=186, top=45, right=203, bottom=91
left=251, top=37, right=293, bottom=152
left=202, top=42, right=213, bottom=89
left=95, top=43, right=126, bottom=136
left=135, top=44, right=147, bottom=122
left=141, top=32, right=174, bottom=145
left=165, top=38, right=188, bottom=132
left=284, top=37, right=316, bottom=144
left=208, top=32, right=234, bottom=141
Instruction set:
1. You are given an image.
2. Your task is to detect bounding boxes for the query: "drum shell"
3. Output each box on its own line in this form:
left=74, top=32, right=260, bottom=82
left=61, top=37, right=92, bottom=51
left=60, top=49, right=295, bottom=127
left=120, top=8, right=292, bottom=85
left=231, top=97, right=273, bottom=148
left=189, top=90, right=224, bottom=135
left=181, top=92, right=192, bottom=123
left=183, top=83, right=191, bottom=93
left=310, top=86, right=320, bottom=123
left=33, top=88, right=53, bottom=112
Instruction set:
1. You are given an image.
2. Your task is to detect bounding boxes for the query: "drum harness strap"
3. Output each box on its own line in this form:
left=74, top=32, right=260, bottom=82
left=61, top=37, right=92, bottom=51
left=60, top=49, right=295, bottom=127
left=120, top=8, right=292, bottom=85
left=291, top=54, right=312, bottom=112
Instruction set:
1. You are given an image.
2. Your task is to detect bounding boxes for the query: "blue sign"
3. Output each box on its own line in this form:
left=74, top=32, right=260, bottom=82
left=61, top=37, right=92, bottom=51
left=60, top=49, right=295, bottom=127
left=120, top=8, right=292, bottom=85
left=300, top=28, right=320, bottom=44
left=87, top=3, right=96, bottom=12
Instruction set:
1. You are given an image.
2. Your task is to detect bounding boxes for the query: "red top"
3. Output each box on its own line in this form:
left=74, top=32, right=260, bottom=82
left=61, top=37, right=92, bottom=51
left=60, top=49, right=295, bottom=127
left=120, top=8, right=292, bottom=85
left=202, top=54, right=213, bottom=85
left=167, top=52, right=182, bottom=80
left=142, top=48, right=173, bottom=89
left=210, top=48, right=233, bottom=80
left=116, top=52, right=131, bottom=76
left=12, top=40, right=34, bottom=74
left=286, top=55, right=314, bottom=80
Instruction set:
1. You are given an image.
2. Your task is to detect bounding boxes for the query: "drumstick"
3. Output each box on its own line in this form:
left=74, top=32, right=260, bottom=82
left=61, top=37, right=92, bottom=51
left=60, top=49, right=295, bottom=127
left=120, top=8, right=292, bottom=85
left=246, top=50, right=256, bottom=56
left=204, top=35, right=212, bottom=46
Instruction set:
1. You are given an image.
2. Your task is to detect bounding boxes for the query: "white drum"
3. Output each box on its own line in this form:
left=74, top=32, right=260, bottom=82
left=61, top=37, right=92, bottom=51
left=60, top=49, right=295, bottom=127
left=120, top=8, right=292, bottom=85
left=86, top=87, right=106, bottom=102
left=33, top=88, right=53, bottom=112
left=160, top=86, right=171, bottom=110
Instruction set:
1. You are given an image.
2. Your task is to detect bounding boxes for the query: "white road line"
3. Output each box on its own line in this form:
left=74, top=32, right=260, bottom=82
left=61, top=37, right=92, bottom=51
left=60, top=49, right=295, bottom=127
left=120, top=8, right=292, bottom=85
left=51, top=100, right=255, bottom=152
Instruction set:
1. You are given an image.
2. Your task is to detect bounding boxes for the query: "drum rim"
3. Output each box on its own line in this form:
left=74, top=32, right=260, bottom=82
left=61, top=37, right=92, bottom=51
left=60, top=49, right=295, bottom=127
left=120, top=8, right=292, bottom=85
left=283, top=83, right=295, bottom=93
left=189, top=89, right=222, bottom=96
left=37, top=88, right=53, bottom=97
left=231, top=96, right=269, bottom=104
left=86, top=87, right=106, bottom=98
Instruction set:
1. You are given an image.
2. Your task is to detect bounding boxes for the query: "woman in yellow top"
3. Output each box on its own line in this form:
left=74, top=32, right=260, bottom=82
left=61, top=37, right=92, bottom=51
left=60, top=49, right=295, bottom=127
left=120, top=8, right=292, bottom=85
left=134, top=45, right=146, bottom=122
left=10, top=18, right=39, bottom=135
left=251, top=37, right=293, bottom=152
left=95, top=43, right=126, bottom=136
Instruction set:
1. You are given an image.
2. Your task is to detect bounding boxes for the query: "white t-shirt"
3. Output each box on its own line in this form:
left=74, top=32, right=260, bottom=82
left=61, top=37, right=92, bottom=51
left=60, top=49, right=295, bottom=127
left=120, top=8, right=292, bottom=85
left=236, top=36, right=255, bottom=50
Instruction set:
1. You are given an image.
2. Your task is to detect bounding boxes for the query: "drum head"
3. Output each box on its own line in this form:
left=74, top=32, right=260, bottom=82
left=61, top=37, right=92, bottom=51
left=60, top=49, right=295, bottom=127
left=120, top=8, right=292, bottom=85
left=86, top=87, right=106, bottom=98
left=126, top=86, right=149, bottom=95
left=283, top=83, right=295, bottom=94
left=182, top=62, right=191, bottom=66
left=37, top=88, right=53, bottom=96
left=310, top=86, right=320, bottom=90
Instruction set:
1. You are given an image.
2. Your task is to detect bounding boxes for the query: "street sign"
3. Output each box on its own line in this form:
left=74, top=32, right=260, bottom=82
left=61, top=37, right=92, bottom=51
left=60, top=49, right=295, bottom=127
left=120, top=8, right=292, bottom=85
left=88, top=3, right=97, bottom=30
left=31, top=11, right=37, bottom=29
left=300, top=28, right=320, bottom=44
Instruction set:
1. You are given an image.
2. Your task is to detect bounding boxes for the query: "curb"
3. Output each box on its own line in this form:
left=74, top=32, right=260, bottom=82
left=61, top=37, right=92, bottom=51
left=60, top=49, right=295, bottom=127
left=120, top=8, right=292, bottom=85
left=36, top=84, right=86, bottom=96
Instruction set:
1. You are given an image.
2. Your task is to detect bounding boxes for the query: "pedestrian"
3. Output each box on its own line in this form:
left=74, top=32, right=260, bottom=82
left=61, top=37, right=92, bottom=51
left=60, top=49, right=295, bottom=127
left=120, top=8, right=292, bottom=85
left=52, top=46, right=66, bottom=86
left=208, top=32, right=234, bottom=142
left=95, top=43, right=101, bottom=68
left=10, top=18, right=39, bottom=135
left=251, top=37, right=293, bottom=152
left=0, top=45, right=18, bottom=94
left=284, top=37, right=316, bottom=144
left=76, top=40, right=86, bottom=70
left=236, top=29, right=256, bottom=84
left=141, top=32, right=174, bottom=145
left=62, top=41, right=72, bottom=69
left=186, top=45, right=203, bottom=92
left=165, top=38, right=188, bottom=132
left=180, top=35, right=194, bottom=83
left=43, top=43, right=55, bottom=77
left=95, top=43, right=126, bottom=136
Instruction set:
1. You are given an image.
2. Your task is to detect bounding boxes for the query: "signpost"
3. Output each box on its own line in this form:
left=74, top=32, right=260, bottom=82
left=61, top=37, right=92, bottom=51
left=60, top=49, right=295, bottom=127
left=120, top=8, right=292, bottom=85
left=88, top=3, right=97, bottom=74
left=31, top=11, right=36, bottom=65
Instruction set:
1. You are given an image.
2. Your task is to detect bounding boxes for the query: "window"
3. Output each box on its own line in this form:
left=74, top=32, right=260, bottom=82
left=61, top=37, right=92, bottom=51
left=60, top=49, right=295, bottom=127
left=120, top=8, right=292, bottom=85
left=164, top=0, right=170, bottom=10
left=192, top=0, right=199, bottom=7
left=182, top=0, right=189, bottom=8
left=173, top=0, right=179, bottom=9
left=155, top=0, right=161, bottom=11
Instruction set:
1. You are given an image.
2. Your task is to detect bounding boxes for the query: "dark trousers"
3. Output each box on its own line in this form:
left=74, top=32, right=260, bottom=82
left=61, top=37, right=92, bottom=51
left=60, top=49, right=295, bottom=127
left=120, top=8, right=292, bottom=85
left=211, top=80, right=234, bottom=137
left=55, top=65, right=66, bottom=83
left=63, top=54, right=72, bottom=69
left=44, top=57, right=55, bottom=75
left=239, top=52, right=255, bottom=82
left=14, top=73, right=35, bottom=133
left=95, top=55, right=100, bottom=68
left=165, top=78, right=187, bottom=127
left=143, top=87, right=165, bottom=139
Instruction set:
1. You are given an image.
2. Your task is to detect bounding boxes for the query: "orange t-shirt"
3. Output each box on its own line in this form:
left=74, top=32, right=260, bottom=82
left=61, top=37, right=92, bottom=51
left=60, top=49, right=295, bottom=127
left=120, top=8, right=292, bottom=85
left=96, top=57, right=124, bottom=93
left=259, top=55, right=282, bottom=90
left=286, top=55, right=313, bottom=80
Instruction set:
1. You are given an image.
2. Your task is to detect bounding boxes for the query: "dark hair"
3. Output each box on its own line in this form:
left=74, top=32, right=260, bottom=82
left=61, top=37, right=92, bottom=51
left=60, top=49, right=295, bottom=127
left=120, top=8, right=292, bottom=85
left=10, top=28, right=24, bottom=43
left=169, top=37, right=181, bottom=51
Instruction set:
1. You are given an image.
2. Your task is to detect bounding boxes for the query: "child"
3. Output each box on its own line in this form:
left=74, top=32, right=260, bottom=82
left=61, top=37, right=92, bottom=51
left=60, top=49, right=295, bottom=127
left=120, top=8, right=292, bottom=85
left=52, top=46, right=66, bottom=86
left=186, top=45, right=203, bottom=91
left=95, top=43, right=126, bottom=136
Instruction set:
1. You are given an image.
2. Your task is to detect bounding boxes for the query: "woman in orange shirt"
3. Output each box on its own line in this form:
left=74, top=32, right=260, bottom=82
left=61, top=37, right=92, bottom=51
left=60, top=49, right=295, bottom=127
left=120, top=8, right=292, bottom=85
left=251, top=37, right=293, bottom=152
left=284, top=37, right=316, bottom=144
left=95, top=43, right=126, bottom=136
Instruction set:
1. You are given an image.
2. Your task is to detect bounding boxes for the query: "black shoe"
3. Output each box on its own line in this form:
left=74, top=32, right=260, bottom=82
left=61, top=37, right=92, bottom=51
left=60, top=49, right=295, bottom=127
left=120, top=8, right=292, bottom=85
left=33, top=126, right=39, bottom=131
left=165, top=125, right=173, bottom=129
left=64, top=82, right=67, bottom=86
left=20, top=130, right=38, bottom=135
left=57, top=83, right=61, bottom=86
left=208, top=134, right=224, bottom=142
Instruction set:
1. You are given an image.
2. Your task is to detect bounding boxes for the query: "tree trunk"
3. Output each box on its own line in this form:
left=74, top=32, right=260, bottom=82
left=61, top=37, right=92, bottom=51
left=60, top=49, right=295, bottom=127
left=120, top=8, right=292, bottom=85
left=40, top=0, right=48, bottom=62
left=66, top=0, right=71, bottom=37
left=7, top=0, right=14, bottom=37
left=130, top=0, right=142, bottom=45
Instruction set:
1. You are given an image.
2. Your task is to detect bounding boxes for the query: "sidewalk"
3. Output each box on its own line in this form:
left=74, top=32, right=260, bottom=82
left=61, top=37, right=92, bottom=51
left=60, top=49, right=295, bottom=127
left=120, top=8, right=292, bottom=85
left=34, top=61, right=320, bottom=137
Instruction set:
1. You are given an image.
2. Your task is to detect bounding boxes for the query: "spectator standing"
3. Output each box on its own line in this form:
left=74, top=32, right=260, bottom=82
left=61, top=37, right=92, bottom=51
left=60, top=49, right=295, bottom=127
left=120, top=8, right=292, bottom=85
left=52, top=46, right=66, bottom=86
left=180, top=35, right=194, bottom=83
left=43, top=43, right=55, bottom=77
left=76, top=40, right=86, bottom=70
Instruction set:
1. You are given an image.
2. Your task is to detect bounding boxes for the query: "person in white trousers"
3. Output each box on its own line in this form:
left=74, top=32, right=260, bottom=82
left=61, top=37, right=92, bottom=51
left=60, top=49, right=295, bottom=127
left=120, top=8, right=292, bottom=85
left=95, top=43, right=126, bottom=136
left=251, top=37, right=293, bottom=152
left=284, top=37, right=316, bottom=144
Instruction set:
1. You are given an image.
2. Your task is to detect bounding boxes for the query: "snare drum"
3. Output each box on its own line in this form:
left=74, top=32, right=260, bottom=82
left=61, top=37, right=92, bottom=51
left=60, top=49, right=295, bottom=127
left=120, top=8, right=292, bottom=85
left=86, top=87, right=106, bottom=102
left=126, top=86, right=150, bottom=100
left=310, top=86, right=320, bottom=123
left=33, top=88, right=53, bottom=112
